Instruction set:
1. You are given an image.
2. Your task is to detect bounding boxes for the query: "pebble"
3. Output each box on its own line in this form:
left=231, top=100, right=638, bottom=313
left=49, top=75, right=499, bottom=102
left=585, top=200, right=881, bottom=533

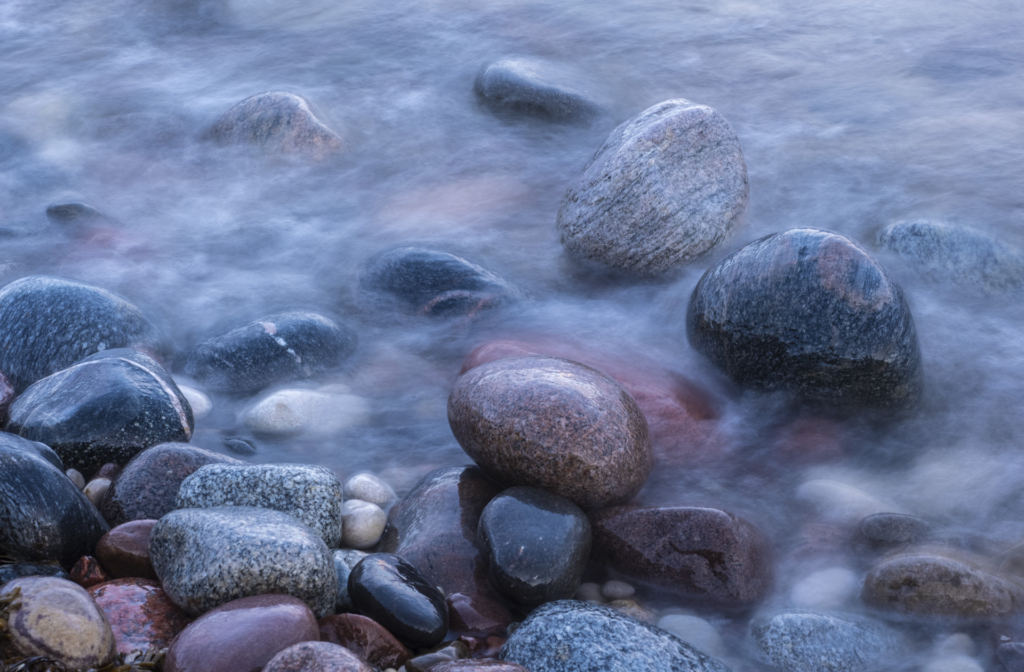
left=0, top=576, right=117, bottom=669
left=66, top=468, right=85, bottom=489
left=344, top=472, right=397, bottom=508
left=70, top=556, right=110, bottom=588
left=477, top=486, right=591, bottom=607
left=84, top=477, right=111, bottom=507
left=0, top=275, right=163, bottom=393
left=164, top=594, right=319, bottom=672
left=45, top=201, right=106, bottom=226
left=223, top=437, right=257, bottom=455
left=601, top=580, right=635, bottom=600
left=208, top=91, right=344, bottom=158
left=796, top=479, right=901, bottom=526
left=7, top=348, right=194, bottom=475
left=446, top=592, right=514, bottom=636
left=96, top=462, right=122, bottom=480
left=790, top=567, right=860, bottom=610
left=348, top=553, right=449, bottom=648
left=448, top=356, right=652, bottom=509
left=318, top=613, right=411, bottom=669
left=997, top=641, right=1024, bottom=672
left=263, top=641, right=374, bottom=672
left=341, top=499, right=387, bottom=549
left=655, top=615, right=725, bottom=658
left=433, top=663, right=529, bottom=672
left=177, top=463, right=344, bottom=547
left=406, top=641, right=469, bottom=672
left=150, top=506, right=337, bottom=617
left=474, top=58, right=601, bottom=123
left=332, top=549, right=368, bottom=612
left=751, top=610, right=904, bottom=672
left=178, top=384, right=212, bottom=420
left=95, top=519, right=157, bottom=580
left=922, top=657, right=984, bottom=672
left=687, top=228, right=923, bottom=410
left=557, top=99, right=748, bottom=276
left=182, top=312, right=357, bottom=395
left=574, top=582, right=605, bottom=603
left=608, top=598, right=654, bottom=622
left=500, top=600, right=731, bottom=672
left=857, top=512, right=932, bottom=550
left=88, top=577, right=191, bottom=653
left=101, top=442, right=241, bottom=526
left=590, top=505, right=773, bottom=608
left=242, top=387, right=371, bottom=436
left=0, top=563, right=68, bottom=586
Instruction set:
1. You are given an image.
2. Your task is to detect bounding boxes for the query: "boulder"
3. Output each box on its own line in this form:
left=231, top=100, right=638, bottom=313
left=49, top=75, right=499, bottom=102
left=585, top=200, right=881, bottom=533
left=752, top=610, right=904, bottom=672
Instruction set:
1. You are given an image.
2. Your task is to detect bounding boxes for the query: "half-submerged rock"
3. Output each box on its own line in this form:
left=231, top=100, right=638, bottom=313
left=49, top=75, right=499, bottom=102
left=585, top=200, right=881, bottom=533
left=208, top=91, right=343, bottom=158
left=474, top=58, right=602, bottom=123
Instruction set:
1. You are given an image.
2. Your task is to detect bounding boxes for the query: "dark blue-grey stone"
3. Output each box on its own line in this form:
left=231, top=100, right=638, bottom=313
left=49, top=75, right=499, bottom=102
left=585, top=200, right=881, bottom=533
left=857, top=513, right=932, bottom=551
left=223, top=438, right=257, bottom=456
left=348, top=553, right=449, bottom=648
left=751, top=610, right=904, bottom=672
left=474, top=59, right=602, bottom=123
left=477, top=486, right=590, bottom=608
left=0, top=276, right=164, bottom=393
left=0, top=563, right=69, bottom=586
left=45, top=202, right=106, bottom=226
left=7, top=348, right=194, bottom=476
left=182, top=312, right=357, bottom=395
left=687, top=228, right=923, bottom=411
left=500, top=600, right=732, bottom=672
left=0, top=434, right=110, bottom=567
left=332, top=549, right=368, bottom=612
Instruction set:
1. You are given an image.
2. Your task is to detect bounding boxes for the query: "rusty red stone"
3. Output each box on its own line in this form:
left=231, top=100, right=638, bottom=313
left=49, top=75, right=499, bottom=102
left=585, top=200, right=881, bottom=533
left=89, top=578, right=191, bottom=654
left=447, top=593, right=513, bottom=636
left=70, top=555, right=110, bottom=588
left=95, top=519, right=158, bottom=580
left=317, top=613, right=411, bottom=670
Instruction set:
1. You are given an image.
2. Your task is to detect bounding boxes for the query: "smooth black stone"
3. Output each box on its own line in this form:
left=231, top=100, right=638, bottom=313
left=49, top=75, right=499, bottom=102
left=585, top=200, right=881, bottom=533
left=857, top=513, right=932, bottom=550
left=477, top=486, right=591, bottom=608
left=45, top=202, right=105, bottom=226
left=348, top=553, right=449, bottom=648
left=686, top=228, right=923, bottom=410
left=223, top=438, right=258, bottom=456
left=0, top=275, right=164, bottom=393
left=474, top=59, right=601, bottom=123
left=0, top=563, right=69, bottom=586
left=6, top=436, right=64, bottom=472
left=7, top=348, right=194, bottom=476
left=182, top=312, right=357, bottom=395
left=0, top=433, right=110, bottom=567
left=998, top=641, right=1024, bottom=672
left=360, top=247, right=520, bottom=317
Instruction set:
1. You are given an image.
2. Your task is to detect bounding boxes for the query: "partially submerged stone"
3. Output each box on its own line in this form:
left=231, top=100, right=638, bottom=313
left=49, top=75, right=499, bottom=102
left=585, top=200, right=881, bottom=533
left=474, top=58, right=602, bottom=123
left=209, top=91, right=343, bottom=158
left=752, top=610, right=904, bottom=672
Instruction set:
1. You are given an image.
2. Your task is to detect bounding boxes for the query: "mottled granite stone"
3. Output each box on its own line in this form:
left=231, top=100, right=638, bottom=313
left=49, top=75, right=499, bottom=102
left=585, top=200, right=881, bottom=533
left=208, top=91, right=343, bottom=158
left=556, top=99, right=748, bottom=276
left=752, top=610, right=903, bottom=672
left=448, top=356, right=652, bottom=509
left=500, top=600, right=732, bottom=672
left=150, top=506, right=336, bottom=617
left=318, top=613, right=411, bottom=669
left=0, top=275, right=163, bottom=393
left=181, top=312, right=357, bottom=395
left=7, top=349, right=194, bottom=476
left=263, top=641, right=374, bottom=672
left=95, top=520, right=158, bottom=580
left=687, top=228, right=923, bottom=410
left=348, top=553, right=449, bottom=648
left=474, top=58, right=602, bottom=123
left=177, top=463, right=344, bottom=547
left=88, top=578, right=191, bottom=653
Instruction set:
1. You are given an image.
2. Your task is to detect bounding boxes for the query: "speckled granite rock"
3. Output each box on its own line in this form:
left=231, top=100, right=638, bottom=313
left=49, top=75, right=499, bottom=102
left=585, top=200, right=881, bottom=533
left=319, top=613, right=411, bottom=669
left=448, top=356, right=652, bottom=509
left=150, top=506, right=336, bottom=617
left=101, top=442, right=241, bottom=526
left=433, top=661, right=530, bottom=672
left=857, top=513, right=932, bottom=551
left=208, top=91, right=343, bottom=158
left=95, top=520, right=157, bottom=580
left=7, top=348, right=194, bottom=476
left=477, top=486, right=591, bottom=607
left=590, top=506, right=773, bottom=608
left=0, top=563, right=68, bottom=586
left=263, top=641, right=374, bottom=672
left=348, top=553, right=449, bottom=648
left=751, top=610, right=904, bottom=672
left=332, top=549, right=368, bottom=612
left=556, top=99, right=748, bottom=276
left=181, top=312, right=357, bottom=395
left=0, top=434, right=109, bottom=567
left=500, top=600, right=732, bottom=672
left=88, top=578, right=191, bottom=653
left=0, top=276, right=164, bottom=393
left=687, top=228, right=923, bottom=410
left=177, top=463, right=344, bottom=547
left=474, top=58, right=601, bottom=123
left=0, top=576, right=117, bottom=669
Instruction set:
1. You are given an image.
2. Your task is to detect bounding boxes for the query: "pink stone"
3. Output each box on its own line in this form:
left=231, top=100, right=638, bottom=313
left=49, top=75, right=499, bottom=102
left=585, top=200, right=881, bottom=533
left=95, top=520, right=158, bottom=580
left=89, top=578, right=191, bottom=654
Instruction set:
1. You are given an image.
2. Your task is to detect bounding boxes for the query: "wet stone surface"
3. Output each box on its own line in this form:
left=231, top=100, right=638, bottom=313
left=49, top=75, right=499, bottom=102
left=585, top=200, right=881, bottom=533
left=0, top=563, right=68, bottom=586
left=70, top=555, right=110, bottom=588
left=263, top=641, right=374, bottom=672
left=752, top=610, right=904, bottom=672
left=332, top=549, right=368, bottom=612
left=88, top=577, right=191, bottom=654
left=208, top=91, right=344, bottom=158
left=318, top=613, right=411, bottom=670
left=95, top=519, right=158, bottom=580
left=446, top=592, right=514, bottom=635
left=474, top=58, right=602, bottom=123
left=857, top=513, right=933, bottom=551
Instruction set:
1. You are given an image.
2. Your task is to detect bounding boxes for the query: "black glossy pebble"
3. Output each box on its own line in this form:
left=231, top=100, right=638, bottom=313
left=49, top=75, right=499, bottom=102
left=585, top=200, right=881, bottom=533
left=857, top=513, right=932, bottom=550
left=348, top=553, right=449, bottom=648
left=182, top=311, right=357, bottom=395
left=477, top=486, right=591, bottom=608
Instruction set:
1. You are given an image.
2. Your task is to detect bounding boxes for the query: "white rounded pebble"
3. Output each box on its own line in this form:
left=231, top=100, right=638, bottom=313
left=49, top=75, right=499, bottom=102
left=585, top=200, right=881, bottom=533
left=601, top=579, right=635, bottom=600
left=796, top=479, right=902, bottom=525
left=923, top=655, right=983, bottom=672
left=66, top=468, right=85, bottom=490
left=178, top=385, right=212, bottom=421
left=936, top=633, right=974, bottom=656
left=790, top=567, right=860, bottom=610
left=83, top=478, right=111, bottom=507
left=341, top=499, right=387, bottom=549
left=344, top=473, right=397, bottom=508
left=242, top=388, right=370, bottom=436
left=574, top=582, right=605, bottom=603
left=656, top=614, right=725, bottom=657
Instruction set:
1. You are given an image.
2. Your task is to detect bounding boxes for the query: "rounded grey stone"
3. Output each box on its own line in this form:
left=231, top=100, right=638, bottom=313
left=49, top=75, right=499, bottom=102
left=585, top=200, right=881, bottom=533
left=751, top=610, right=904, bottom=672
left=208, top=91, right=343, bottom=158
left=474, top=58, right=602, bottom=123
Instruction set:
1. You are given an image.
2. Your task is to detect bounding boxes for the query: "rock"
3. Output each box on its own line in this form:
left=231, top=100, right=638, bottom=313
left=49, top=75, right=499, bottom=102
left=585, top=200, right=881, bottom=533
left=182, top=312, right=357, bottom=395
left=223, top=437, right=257, bottom=455
left=790, top=567, right=860, bottom=610
left=446, top=592, right=514, bottom=635
left=84, top=477, right=111, bottom=506
left=923, top=656, right=984, bottom=672
left=406, top=641, right=469, bottom=672
left=332, top=549, right=368, bottom=612
left=7, top=348, right=194, bottom=475
left=164, top=594, right=319, bottom=672
left=687, top=228, right=923, bottom=410
left=0, top=369, right=14, bottom=419
left=877, top=219, right=1024, bottom=292
left=177, top=463, right=344, bottom=547
left=997, top=641, right=1024, bottom=672
left=0, top=576, right=117, bottom=669
left=66, top=468, right=86, bottom=489
left=177, top=385, right=212, bottom=420
left=477, top=486, right=591, bottom=607
left=456, top=635, right=506, bottom=659
left=344, top=473, right=397, bottom=508
left=574, top=582, right=605, bottom=603
left=556, top=99, right=748, bottom=276
left=0, top=276, right=164, bottom=393
left=208, top=92, right=343, bottom=158
left=608, top=598, right=654, bottom=622
left=590, top=505, right=773, bottom=608
left=500, top=600, right=732, bottom=672
left=857, top=513, right=932, bottom=550
left=46, top=201, right=105, bottom=226
left=0, top=434, right=109, bottom=567
left=318, top=613, right=411, bottom=669
left=341, top=499, right=387, bottom=549
left=241, top=387, right=371, bottom=436
left=150, top=506, right=337, bottom=617
left=796, top=480, right=901, bottom=526
left=263, top=641, right=373, bottom=672
left=861, top=551, right=1024, bottom=618
left=752, top=610, right=903, bottom=672
left=101, top=442, right=241, bottom=526
left=602, top=580, right=635, bottom=600
left=88, top=578, right=191, bottom=653
left=433, top=662, right=529, bottom=672
left=96, top=462, right=122, bottom=480
left=448, top=356, right=652, bottom=509
left=70, top=555, right=110, bottom=588
left=655, top=615, right=725, bottom=658
left=95, top=520, right=157, bottom=580
left=474, top=58, right=601, bottom=123
left=0, top=563, right=68, bottom=586
left=348, top=553, right=449, bottom=648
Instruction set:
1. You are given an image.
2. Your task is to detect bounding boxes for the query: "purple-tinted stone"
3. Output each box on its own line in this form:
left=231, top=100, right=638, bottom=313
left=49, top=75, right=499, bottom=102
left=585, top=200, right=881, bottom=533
left=89, top=578, right=191, bottom=653
left=318, top=614, right=411, bottom=670
left=95, top=520, right=158, bottom=580
left=262, top=641, right=373, bottom=672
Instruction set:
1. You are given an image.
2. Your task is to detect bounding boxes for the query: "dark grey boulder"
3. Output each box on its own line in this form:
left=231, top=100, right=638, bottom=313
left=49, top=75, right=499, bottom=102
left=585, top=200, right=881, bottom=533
left=474, top=58, right=602, bottom=123
left=209, top=91, right=343, bottom=158
left=500, top=600, right=732, bottom=672
left=181, top=311, right=357, bottom=395
left=856, top=513, right=932, bottom=551
left=0, top=276, right=164, bottom=393
left=7, top=348, right=194, bottom=476
left=751, top=610, right=904, bottom=672
left=687, top=228, right=923, bottom=411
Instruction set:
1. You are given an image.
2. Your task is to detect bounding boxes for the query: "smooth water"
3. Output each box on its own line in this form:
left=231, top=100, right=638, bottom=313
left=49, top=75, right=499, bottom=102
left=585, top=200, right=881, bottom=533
left=2, top=0, right=1024, bottom=665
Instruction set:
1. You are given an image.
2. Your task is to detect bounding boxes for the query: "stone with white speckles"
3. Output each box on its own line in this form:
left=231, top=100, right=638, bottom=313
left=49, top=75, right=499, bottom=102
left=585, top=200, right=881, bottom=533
left=177, top=463, right=344, bottom=547
left=242, top=387, right=371, bottom=436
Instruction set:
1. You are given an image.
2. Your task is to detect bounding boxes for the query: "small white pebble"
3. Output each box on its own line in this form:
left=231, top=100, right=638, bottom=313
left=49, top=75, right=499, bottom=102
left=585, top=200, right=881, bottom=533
left=242, top=389, right=370, bottom=436
left=574, top=582, right=605, bottom=603
left=66, top=468, right=85, bottom=490
left=84, top=478, right=111, bottom=507
left=656, top=614, right=725, bottom=658
left=922, top=655, right=983, bottom=672
left=341, top=499, right=387, bottom=549
left=344, top=473, right=397, bottom=508
left=936, top=633, right=975, bottom=656
left=790, top=567, right=859, bottom=610
left=178, top=385, right=212, bottom=421
left=601, top=579, right=635, bottom=600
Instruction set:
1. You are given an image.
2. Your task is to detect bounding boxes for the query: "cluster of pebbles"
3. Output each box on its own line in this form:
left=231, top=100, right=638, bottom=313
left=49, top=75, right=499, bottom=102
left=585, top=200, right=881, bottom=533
left=5, top=64, right=1024, bottom=672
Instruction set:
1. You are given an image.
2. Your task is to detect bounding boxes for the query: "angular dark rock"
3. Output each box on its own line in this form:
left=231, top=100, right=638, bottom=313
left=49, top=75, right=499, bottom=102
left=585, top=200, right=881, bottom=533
left=208, top=91, right=343, bottom=158
left=474, top=58, right=601, bottom=123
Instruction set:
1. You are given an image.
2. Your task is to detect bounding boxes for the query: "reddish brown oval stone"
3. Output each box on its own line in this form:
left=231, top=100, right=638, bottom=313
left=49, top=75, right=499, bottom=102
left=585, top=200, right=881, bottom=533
left=432, top=660, right=529, bottom=672
left=95, top=520, right=157, bottom=580
left=88, top=578, right=191, bottom=653
left=447, top=593, right=513, bottom=635
left=70, top=555, right=110, bottom=588
left=318, top=613, right=410, bottom=670
left=165, top=594, right=319, bottom=672
left=263, top=641, right=372, bottom=672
